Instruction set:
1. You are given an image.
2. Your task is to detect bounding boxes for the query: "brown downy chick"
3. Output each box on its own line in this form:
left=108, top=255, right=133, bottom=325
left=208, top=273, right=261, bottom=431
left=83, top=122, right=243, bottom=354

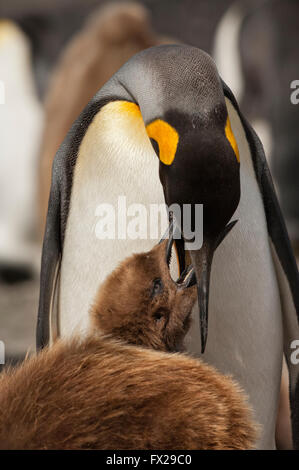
left=0, top=237, right=258, bottom=450
left=90, top=238, right=196, bottom=352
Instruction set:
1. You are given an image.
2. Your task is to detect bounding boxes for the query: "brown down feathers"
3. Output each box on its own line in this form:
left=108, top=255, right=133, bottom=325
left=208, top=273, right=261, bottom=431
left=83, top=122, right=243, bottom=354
left=0, top=241, right=258, bottom=449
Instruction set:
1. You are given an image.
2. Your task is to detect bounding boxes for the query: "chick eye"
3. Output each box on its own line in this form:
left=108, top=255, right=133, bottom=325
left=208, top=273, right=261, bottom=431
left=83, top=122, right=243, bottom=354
left=151, top=278, right=163, bottom=297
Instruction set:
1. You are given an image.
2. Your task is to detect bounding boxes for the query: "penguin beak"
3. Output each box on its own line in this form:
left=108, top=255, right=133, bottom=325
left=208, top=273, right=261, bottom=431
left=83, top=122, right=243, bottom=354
left=188, top=220, right=238, bottom=353
left=159, top=215, right=187, bottom=274
left=160, top=218, right=238, bottom=352
left=188, top=244, right=213, bottom=354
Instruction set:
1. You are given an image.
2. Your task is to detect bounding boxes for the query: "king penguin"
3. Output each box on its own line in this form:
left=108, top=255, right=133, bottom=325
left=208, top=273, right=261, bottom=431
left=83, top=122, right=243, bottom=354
left=37, top=45, right=299, bottom=449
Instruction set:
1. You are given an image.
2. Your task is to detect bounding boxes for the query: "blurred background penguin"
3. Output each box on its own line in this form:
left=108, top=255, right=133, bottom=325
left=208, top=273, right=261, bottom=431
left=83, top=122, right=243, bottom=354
left=0, top=0, right=298, bottom=450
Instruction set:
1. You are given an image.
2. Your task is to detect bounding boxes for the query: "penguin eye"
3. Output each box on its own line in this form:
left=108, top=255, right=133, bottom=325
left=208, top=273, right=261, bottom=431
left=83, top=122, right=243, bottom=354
left=151, top=278, right=163, bottom=297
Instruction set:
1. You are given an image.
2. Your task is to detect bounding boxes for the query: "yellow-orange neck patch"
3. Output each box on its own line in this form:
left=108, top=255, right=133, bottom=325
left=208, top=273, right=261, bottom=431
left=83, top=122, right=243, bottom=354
left=225, top=116, right=240, bottom=162
left=146, top=119, right=179, bottom=165
left=115, top=100, right=142, bottom=118
left=0, top=20, right=20, bottom=44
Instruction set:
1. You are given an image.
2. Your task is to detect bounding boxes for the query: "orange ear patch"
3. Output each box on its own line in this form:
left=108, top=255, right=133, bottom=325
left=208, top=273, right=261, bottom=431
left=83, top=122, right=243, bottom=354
left=146, top=119, right=179, bottom=165
left=225, top=116, right=240, bottom=163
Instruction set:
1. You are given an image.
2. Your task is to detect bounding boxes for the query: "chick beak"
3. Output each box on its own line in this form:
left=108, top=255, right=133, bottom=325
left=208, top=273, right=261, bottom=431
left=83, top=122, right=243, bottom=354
left=159, top=218, right=196, bottom=288
left=176, top=264, right=196, bottom=288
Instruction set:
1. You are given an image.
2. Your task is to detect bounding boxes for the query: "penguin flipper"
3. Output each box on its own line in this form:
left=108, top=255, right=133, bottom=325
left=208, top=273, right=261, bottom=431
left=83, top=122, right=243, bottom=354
left=222, top=80, right=299, bottom=447
left=223, top=81, right=299, bottom=314
left=36, top=170, right=61, bottom=350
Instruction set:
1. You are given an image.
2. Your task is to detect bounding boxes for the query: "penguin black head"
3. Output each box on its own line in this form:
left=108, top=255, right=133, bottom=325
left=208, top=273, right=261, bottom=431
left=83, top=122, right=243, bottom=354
left=157, top=109, right=240, bottom=232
